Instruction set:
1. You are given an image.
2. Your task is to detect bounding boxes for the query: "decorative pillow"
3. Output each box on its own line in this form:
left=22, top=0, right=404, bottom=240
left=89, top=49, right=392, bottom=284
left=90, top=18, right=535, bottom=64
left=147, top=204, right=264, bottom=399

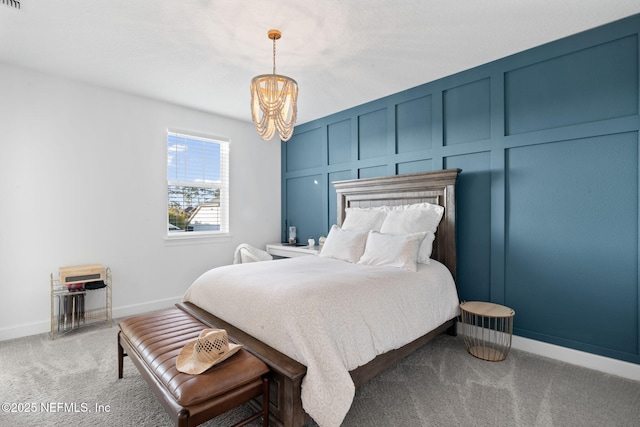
left=357, top=231, right=427, bottom=271
left=341, top=206, right=388, bottom=232
left=319, top=225, right=369, bottom=263
left=379, top=202, right=444, bottom=264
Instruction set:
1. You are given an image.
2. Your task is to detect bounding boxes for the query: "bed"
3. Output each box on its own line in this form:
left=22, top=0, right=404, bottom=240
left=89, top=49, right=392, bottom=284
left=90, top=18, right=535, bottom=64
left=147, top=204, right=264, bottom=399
left=177, top=168, right=461, bottom=427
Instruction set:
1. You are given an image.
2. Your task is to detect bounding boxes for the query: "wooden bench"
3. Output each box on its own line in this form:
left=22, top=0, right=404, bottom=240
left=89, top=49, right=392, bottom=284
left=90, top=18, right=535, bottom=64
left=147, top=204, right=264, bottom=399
left=118, top=308, right=270, bottom=427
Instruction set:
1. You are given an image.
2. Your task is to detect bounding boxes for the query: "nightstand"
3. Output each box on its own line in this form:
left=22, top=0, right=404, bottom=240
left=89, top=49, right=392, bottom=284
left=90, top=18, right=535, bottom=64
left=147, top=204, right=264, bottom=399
left=266, top=243, right=320, bottom=258
left=460, top=301, right=515, bottom=362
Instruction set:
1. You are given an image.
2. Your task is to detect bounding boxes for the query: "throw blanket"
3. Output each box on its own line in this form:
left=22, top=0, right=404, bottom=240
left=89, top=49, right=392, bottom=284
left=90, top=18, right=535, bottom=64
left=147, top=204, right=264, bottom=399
left=183, top=256, right=459, bottom=427
left=232, top=243, right=273, bottom=264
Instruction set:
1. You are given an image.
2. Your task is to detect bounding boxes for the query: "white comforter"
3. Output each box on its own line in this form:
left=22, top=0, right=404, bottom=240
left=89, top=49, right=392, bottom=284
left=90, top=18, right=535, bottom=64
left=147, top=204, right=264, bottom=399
left=183, top=255, right=459, bottom=427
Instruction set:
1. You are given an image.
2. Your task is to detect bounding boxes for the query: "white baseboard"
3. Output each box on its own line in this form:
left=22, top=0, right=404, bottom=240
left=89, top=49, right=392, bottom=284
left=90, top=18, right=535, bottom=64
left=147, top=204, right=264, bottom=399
left=0, top=319, right=52, bottom=342
left=511, top=334, right=640, bottom=382
left=0, top=296, right=182, bottom=342
left=112, top=296, right=182, bottom=320
left=456, top=323, right=640, bottom=381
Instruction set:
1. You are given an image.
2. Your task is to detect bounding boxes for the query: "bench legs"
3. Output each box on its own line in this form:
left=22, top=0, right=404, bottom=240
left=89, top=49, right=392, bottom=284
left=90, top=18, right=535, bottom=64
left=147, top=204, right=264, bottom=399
left=118, top=331, right=126, bottom=379
left=261, top=377, right=269, bottom=427
left=230, top=376, right=269, bottom=427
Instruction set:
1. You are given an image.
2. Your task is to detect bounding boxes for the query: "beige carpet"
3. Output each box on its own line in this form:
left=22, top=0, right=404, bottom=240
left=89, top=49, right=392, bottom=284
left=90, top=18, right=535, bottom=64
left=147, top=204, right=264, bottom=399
left=1, top=319, right=639, bottom=427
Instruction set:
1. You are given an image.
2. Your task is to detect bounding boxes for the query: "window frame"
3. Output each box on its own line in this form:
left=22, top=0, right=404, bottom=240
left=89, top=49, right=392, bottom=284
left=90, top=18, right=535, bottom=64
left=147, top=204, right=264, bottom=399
left=166, top=129, right=230, bottom=240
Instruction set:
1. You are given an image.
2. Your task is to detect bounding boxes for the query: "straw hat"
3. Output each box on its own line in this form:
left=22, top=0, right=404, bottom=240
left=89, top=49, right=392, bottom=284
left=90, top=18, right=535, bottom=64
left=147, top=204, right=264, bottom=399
left=176, top=329, right=242, bottom=375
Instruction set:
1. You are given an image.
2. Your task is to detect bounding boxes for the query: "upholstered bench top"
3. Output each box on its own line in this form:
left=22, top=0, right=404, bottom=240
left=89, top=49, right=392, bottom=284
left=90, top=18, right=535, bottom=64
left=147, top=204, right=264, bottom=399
left=119, top=308, right=269, bottom=407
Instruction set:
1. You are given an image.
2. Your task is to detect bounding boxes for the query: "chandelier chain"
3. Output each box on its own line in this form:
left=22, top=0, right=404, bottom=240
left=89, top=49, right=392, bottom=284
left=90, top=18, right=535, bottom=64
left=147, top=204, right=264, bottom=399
left=272, top=37, right=277, bottom=75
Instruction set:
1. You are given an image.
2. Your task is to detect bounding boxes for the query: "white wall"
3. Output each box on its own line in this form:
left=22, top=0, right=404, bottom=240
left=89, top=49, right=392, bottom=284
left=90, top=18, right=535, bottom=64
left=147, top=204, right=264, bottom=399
left=0, top=63, right=281, bottom=340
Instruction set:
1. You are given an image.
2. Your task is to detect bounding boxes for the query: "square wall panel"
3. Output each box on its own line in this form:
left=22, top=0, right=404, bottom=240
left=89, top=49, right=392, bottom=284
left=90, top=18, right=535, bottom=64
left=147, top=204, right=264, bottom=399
left=505, top=132, right=638, bottom=353
left=444, top=152, right=491, bottom=303
left=286, top=127, right=324, bottom=172
left=328, top=119, right=352, bottom=165
left=358, top=165, right=387, bottom=179
left=443, top=78, right=491, bottom=145
left=505, top=35, right=638, bottom=135
left=358, top=109, right=387, bottom=160
left=396, top=95, right=432, bottom=153
left=328, top=170, right=352, bottom=228
left=286, top=175, right=323, bottom=242
left=396, top=159, right=432, bottom=175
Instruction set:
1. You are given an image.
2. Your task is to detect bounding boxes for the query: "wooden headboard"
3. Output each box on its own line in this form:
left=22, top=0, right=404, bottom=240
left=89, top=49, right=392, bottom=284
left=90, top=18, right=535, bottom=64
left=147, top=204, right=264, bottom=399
left=332, top=169, right=461, bottom=280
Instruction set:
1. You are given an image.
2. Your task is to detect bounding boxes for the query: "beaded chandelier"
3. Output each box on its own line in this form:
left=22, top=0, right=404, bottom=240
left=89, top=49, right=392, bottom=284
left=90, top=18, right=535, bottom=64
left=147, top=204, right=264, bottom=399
left=250, top=29, right=298, bottom=141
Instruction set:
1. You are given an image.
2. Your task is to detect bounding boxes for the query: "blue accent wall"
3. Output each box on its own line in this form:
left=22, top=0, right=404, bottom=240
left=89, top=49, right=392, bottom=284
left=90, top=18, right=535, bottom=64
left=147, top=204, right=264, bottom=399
left=282, top=14, right=640, bottom=364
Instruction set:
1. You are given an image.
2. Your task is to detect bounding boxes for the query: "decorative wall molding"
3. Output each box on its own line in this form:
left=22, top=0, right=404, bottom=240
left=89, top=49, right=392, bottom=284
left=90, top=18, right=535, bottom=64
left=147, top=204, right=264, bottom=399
left=284, top=14, right=640, bottom=365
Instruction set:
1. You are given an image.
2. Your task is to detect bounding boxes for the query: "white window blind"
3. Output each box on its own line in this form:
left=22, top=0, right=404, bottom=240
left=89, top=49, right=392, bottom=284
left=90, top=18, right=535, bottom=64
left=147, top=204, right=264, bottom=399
left=167, top=130, right=229, bottom=235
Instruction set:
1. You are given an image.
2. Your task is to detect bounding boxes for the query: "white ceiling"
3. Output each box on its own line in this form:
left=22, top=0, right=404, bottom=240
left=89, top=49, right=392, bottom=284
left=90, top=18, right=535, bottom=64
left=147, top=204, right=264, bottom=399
left=1, top=1, right=639, bottom=127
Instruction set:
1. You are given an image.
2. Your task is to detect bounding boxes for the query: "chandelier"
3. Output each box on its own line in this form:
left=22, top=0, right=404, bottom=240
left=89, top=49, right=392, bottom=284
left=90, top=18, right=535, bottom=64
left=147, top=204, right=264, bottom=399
left=250, top=29, right=298, bottom=141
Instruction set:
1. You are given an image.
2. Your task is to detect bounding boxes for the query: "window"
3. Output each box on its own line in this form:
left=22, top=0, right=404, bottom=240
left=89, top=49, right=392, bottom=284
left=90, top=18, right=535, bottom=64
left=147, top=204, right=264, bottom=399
left=167, top=130, right=229, bottom=236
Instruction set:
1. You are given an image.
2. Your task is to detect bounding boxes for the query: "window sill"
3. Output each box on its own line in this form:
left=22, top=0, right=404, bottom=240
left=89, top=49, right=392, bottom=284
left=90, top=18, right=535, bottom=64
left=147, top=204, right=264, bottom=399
left=164, top=232, right=232, bottom=245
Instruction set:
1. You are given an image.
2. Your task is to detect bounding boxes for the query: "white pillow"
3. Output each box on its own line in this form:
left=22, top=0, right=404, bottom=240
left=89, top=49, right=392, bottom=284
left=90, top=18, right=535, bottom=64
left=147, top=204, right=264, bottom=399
left=341, top=206, right=388, bottom=232
left=379, top=202, right=444, bottom=264
left=319, top=225, right=369, bottom=263
left=357, top=231, right=427, bottom=271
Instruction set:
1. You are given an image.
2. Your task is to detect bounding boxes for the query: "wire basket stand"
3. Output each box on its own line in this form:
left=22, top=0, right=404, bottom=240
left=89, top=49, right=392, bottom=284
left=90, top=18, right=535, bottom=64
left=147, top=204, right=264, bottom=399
left=460, top=301, right=515, bottom=362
